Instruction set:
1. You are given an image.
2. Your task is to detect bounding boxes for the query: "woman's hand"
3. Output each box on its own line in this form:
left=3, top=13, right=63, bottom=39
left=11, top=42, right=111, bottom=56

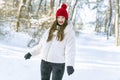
left=67, top=66, right=74, bottom=75
left=24, top=52, right=32, bottom=60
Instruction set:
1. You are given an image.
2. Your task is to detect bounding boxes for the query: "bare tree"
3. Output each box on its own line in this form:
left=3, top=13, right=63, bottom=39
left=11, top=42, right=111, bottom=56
left=36, top=0, right=43, bottom=16
left=59, top=0, right=62, bottom=6
left=106, top=0, right=112, bottom=39
left=115, top=0, right=119, bottom=46
left=49, top=0, right=55, bottom=16
left=70, top=0, right=78, bottom=21
left=28, top=0, right=32, bottom=13
left=44, top=0, right=47, bottom=14
left=104, top=11, right=108, bottom=32
left=95, top=0, right=101, bottom=32
left=16, top=0, right=28, bottom=31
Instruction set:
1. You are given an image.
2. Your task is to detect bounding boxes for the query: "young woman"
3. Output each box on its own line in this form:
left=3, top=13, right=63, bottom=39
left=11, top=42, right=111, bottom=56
left=24, top=3, right=76, bottom=80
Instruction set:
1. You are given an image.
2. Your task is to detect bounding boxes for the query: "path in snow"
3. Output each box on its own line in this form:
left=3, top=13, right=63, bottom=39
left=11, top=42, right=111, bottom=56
left=75, top=31, right=120, bottom=69
left=0, top=30, right=120, bottom=80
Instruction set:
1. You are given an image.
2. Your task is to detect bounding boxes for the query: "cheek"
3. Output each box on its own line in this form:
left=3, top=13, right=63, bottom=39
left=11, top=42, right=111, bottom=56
left=62, top=19, right=65, bottom=22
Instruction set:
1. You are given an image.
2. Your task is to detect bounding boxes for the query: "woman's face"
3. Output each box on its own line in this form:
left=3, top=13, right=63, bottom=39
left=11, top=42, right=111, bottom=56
left=57, top=16, right=66, bottom=26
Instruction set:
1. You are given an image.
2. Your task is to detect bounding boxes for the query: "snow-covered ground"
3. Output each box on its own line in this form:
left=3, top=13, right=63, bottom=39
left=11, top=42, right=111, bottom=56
left=0, top=29, right=120, bottom=80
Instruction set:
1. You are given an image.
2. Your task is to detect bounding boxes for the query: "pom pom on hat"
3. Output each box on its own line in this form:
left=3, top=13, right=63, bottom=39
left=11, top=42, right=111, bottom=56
left=56, top=3, right=68, bottom=20
left=61, top=3, right=67, bottom=9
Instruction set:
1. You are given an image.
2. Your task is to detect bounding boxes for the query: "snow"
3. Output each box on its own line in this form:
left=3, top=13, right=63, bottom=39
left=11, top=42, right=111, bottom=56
left=0, top=28, right=120, bottom=80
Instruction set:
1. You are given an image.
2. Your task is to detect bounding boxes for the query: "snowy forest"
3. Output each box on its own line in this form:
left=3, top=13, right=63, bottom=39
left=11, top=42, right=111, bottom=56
left=0, top=0, right=120, bottom=80
left=0, top=0, right=120, bottom=46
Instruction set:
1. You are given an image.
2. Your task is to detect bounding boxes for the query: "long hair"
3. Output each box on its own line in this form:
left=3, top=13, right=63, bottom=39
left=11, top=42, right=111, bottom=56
left=47, top=20, right=68, bottom=42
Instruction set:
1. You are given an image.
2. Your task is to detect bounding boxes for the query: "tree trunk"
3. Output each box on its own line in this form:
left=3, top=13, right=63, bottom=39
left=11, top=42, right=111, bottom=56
left=28, top=0, right=32, bottom=13
left=115, top=0, right=119, bottom=46
left=16, top=0, right=28, bottom=32
left=104, top=13, right=108, bottom=32
left=70, top=0, right=78, bottom=21
left=107, top=0, right=112, bottom=39
left=36, top=0, right=43, bottom=16
left=59, top=0, right=62, bottom=6
left=44, top=0, right=47, bottom=14
left=49, top=0, right=55, bottom=16
left=109, top=0, right=112, bottom=36
left=95, top=0, right=100, bottom=32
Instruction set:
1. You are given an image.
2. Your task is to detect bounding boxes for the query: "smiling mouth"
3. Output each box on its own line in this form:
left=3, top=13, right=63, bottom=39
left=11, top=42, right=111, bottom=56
left=58, top=22, right=63, bottom=24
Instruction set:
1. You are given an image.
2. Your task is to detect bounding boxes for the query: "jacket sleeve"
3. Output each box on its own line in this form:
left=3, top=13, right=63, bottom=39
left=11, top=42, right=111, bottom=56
left=29, top=42, right=42, bottom=56
left=30, top=28, right=50, bottom=56
left=65, top=30, right=76, bottom=67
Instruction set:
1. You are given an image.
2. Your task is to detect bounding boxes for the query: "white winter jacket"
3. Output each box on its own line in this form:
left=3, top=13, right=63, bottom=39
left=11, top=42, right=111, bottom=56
left=30, top=22, right=76, bottom=66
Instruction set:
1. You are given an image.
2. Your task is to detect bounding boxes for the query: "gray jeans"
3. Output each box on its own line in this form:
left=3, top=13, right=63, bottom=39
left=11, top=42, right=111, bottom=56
left=41, top=60, right=65, bottom=80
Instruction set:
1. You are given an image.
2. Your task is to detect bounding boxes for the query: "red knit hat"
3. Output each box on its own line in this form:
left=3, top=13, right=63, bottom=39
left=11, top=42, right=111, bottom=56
left=56, top=3, right=68, bottom=20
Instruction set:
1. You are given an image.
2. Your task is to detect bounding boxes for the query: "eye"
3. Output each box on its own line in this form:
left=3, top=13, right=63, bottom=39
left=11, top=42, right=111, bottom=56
left=58, top=16, right=61, bottom=18
left=61, top=16, right=65, bottom=18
